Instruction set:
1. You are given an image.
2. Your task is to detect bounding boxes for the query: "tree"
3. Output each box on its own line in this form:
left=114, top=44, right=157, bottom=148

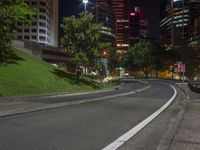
left=122, top=41, right=168, bottom=77
left=61, top=12, right=110, bottom=70
left=122, top=41, right=153, bottom=77
left=150, top=41, right=168, bottom=77
left=108, top=47, right=119, bottom=74
left=0, top=0, right=37, bottom=64
left=169, top=40, right=200, bottom=79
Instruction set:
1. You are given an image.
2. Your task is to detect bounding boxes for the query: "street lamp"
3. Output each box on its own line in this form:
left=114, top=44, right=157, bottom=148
left=82, top=0, right=88, bottom=14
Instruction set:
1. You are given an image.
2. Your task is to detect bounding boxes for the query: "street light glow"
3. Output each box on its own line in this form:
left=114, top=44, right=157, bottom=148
left=83, top=0, right=88, bottom=4
left=82, top=0, right=88, bottom=14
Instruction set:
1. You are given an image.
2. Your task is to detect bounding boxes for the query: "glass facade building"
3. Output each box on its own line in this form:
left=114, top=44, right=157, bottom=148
left=93, top=0, right=148, bottom=52
left=93, top=0, right=116, bottom=47
left=112, top=0, right=130, bottom=53
left=160, top=0, right=189, bottom=46
left=189, top=0, right=200, bottom=46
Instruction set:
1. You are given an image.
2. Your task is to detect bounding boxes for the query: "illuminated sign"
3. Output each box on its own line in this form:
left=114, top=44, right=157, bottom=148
left=173, top=0, right=182, bottom=2
left=130, top=13, right=136, bottom=16
left=135, top=7, right=140, bottom=13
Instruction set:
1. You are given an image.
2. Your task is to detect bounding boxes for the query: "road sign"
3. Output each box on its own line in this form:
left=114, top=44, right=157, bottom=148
left=174, top=62, right=186, bottom=73
left=177, top=63, right=185, bottom=73
left=174, top=62, right=186, bottom=83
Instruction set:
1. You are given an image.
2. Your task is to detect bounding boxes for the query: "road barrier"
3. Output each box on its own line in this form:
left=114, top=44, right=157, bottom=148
left=188, top=81, right=200, bottom=93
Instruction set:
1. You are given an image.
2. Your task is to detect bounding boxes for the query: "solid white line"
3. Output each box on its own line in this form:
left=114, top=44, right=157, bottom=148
left=102, top=84, right=177, bottom=150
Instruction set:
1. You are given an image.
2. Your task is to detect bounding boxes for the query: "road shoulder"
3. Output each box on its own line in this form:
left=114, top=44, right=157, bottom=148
left=118, top=84, right=188, bottom=150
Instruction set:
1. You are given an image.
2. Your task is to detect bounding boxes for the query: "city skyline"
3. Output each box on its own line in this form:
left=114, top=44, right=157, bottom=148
left=59, top=0, right=162, bottom=38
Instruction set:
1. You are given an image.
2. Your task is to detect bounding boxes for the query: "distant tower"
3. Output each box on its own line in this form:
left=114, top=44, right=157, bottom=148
left=160, top=0, right=189, bottom=47
left=112, top=0, right=130, bottom=53
left=93, top=0, right=116, bottom=47
left=129, top=1, right=141, bottom=45
left=96, top=0, right=112, bottom=6
left=15, top=0, right=58, bottom=47
left=189, top=0, right=200, bottom=44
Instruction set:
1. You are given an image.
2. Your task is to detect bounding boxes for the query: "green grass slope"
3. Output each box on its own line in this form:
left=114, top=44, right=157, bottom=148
left=0, top=49, right=109, bottom=96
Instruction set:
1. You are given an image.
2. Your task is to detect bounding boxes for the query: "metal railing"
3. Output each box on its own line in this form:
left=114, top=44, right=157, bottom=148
left=188, top=80, right=200, bottom=93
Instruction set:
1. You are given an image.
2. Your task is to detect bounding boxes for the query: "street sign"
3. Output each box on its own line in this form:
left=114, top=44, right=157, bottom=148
left=174, top=62, right=186, bottom=73
left=177, top=63, right=185, bottom=73
left=174, top=61, right=186, bottom=83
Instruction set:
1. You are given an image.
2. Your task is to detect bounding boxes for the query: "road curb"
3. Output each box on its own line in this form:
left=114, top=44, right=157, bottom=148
left=102, top=83, right=177, bottom=150
left=155, top=84, right=190, bottom=150
left=0, top=79, right=148, bottom=101
left=0, top=84, right=151, bottom=118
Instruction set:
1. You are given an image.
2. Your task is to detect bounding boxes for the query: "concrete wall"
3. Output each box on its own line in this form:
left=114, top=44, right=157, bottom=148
left=11, top=40, right=71, bottom=64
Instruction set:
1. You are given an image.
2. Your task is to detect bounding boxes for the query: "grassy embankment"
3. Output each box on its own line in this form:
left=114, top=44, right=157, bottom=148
left=0, top=49, right=112, bottom=96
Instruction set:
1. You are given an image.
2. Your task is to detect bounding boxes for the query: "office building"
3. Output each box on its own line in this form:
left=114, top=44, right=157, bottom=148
left=189, top=0, right=200, bottom=46
left=111, top=0, right=148, bottom=52
left=129, top=2, right=149, bottom=45
left=96, top=0, right=112, bottom=6
left=140, top=18, right=149, bottom=39
left=129, top=6, right=140, bottom=45
left=15, top=0, right=58, bottom=47
left=112, top=0, right=130, bottom=53
left=93, top=0, right=147, bottom=52
left=93, top=0, right=116, bottom=47
left=160, top=0, right=189, bottom=46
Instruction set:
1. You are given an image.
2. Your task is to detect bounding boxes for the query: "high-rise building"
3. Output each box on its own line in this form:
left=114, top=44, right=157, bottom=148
left=160, top=0, right=189, bottom=47
left=189, top=0, right=200, bottom=46
left=92, top=0, right=147, bottom=53
left=111, top=0, right=148, bottom=52
left=15, top=0, right=58, bottom=47
left=96, top=0, right=112, bottom=6
left=112, top=0, right=130, bottom=53
left=129, top=5, right=141, bottom=45
left=129, top=1, right=149, bottom=45
left=140, top=19, right=149, bottom=39
left=93, top=0, right=116, bottom=47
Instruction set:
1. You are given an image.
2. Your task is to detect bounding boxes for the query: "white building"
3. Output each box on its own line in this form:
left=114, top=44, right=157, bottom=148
left=15, top=0, right=58, bottom=47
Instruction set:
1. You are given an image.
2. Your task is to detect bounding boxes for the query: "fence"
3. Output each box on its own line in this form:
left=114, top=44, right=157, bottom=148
left=188, top=81, right=200, bottom=93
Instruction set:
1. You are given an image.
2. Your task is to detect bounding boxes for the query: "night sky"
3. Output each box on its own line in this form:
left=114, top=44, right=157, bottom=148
left=59, top=0, right=162, bottom=38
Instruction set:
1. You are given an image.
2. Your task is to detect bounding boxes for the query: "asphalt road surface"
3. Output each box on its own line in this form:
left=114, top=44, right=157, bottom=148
left=0, top=82, right=174, bottom=150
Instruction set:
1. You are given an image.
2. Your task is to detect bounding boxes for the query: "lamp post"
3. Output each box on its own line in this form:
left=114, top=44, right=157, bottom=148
left=82, top=0, right=88, bottom=14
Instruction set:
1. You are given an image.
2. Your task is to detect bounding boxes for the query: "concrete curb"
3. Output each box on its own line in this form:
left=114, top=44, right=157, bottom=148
left=0, top=79, right=148, bottom=101
left=155, top=83, right=190, bottom=150
left=0, top=86, right=119, bottom=102
left=0, top=84, right=151, bottom=118
left=102, top=83, right=177, bottom=150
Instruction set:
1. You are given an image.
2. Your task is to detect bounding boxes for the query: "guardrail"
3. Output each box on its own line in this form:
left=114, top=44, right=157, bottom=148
left=188, top=81, right=200, bottom=93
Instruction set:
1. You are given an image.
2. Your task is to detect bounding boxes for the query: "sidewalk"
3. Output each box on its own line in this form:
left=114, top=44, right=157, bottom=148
left=118, top=83, right=200, bottom=150
left=169, top=84, right=200, bottom=150
left=0, top=82, right=148, bottom=118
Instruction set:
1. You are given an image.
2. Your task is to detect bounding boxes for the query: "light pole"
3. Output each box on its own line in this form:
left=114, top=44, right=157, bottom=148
left=82, top=0, right=88, bottom=14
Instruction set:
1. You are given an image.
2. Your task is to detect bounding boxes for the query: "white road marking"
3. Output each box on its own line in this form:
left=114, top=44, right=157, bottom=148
left=102, top=84, right=177, bottom=150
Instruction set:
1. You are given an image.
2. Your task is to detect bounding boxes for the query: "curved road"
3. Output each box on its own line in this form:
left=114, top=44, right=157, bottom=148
left=0, top=82, right=174, bottom=150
